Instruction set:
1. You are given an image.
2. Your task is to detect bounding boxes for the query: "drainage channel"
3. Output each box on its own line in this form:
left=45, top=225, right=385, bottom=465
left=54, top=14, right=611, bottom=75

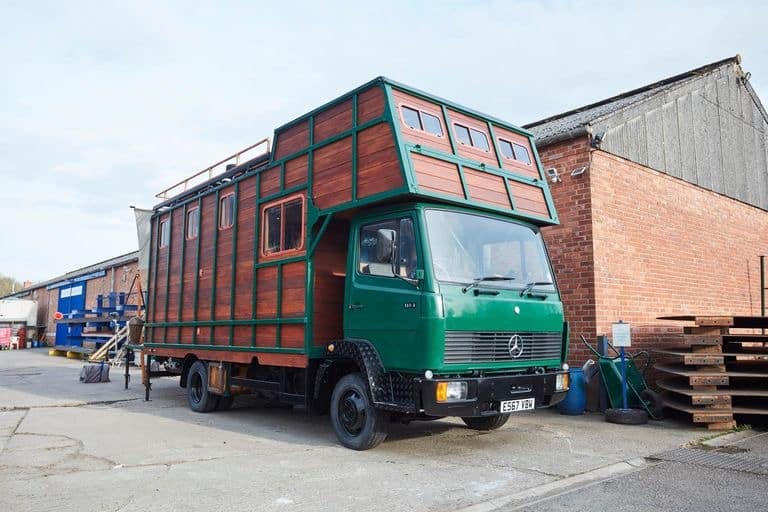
left=651, top=447, right=768, bottom=475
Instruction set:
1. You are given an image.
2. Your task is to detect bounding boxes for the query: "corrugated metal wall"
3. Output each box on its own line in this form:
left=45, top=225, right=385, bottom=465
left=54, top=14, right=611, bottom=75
left=595, top=63, right=768, bottom=210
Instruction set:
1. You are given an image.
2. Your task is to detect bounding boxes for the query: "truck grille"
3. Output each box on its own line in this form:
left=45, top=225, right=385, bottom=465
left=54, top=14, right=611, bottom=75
left=443, top=331, right=562, bottom=364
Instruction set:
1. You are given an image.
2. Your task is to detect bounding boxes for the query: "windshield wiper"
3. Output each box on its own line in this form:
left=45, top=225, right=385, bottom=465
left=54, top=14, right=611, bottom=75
left=519, top=281, right=553, bottom=297
left=462, top=276, right=515, bottom=293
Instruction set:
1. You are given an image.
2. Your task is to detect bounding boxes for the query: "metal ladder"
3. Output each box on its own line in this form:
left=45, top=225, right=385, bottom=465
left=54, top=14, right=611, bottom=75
left=88, top=325, right=129, bottom=363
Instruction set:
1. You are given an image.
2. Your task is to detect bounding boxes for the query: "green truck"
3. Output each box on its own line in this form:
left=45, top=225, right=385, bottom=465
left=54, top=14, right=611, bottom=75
left=143, top=77, right=569, bottom=450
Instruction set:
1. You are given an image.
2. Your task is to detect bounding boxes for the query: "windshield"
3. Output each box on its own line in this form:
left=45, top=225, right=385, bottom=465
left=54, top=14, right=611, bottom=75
left=424, top=209, right=556, bottom=292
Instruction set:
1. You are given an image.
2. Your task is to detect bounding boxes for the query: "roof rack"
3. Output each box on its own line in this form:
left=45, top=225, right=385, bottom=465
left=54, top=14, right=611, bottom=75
left=155, top=138, right=271, bottom=200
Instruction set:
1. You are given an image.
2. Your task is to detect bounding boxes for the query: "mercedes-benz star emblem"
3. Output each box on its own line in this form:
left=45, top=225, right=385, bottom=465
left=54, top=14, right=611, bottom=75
left=508, top=334, right=524, bottom=358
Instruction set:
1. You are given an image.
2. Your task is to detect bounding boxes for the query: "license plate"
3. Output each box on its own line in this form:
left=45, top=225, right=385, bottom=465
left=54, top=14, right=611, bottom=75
left=500, top=398, right=535, bottom=413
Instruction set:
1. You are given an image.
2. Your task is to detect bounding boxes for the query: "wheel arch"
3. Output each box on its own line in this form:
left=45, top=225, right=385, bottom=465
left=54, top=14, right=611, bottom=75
left=179, top=353, right=199, bottom=388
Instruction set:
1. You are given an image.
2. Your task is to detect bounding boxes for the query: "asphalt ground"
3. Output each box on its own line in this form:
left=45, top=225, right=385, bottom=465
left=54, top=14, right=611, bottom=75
left=0, top=349, right=731, bottom=512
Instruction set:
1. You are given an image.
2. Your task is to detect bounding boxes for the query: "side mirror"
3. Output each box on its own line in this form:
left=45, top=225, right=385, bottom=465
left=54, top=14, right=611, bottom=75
left=376, top=229, right=396, bottom=263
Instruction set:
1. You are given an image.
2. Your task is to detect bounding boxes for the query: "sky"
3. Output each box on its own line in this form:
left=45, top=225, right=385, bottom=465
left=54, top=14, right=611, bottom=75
left=1, top=0, right=766, bottom=282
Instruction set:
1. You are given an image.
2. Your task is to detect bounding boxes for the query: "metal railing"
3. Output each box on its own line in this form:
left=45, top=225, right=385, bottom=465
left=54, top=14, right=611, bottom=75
left=155, top=138, right=271, bottom=200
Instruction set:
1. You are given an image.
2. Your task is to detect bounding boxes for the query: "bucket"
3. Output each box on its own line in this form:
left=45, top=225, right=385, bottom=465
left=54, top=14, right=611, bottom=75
left=557, top=368, right=587, bottom=415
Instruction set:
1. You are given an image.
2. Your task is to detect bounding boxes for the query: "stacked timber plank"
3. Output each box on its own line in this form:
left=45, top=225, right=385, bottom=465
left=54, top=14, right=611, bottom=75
left=655, top=315, right=768, bottom=430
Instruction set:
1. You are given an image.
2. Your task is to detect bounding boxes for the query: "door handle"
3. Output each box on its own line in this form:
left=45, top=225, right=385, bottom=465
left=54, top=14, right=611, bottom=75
left=348, top=304, right=365, bottom=310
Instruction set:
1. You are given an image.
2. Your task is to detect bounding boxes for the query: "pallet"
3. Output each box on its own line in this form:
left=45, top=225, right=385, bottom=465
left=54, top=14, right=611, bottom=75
left=656, top=314, right=768, bottom=429
left=662, top=396, right=736, bottom=430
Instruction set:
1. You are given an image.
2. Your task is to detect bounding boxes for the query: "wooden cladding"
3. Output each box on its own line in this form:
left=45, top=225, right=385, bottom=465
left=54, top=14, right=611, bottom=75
left=149, top=171, right=309, bottom=354
left=274, top=119, right=310, bottom=160
left=313, top=136, right=354, bottom=209
left=412, top=153, right=550, bottom=218
left=411, top=153, right=464, bottom=198
left=314, top=98, right=353, bottom=143
left=357, top=123, right=403, bottom=198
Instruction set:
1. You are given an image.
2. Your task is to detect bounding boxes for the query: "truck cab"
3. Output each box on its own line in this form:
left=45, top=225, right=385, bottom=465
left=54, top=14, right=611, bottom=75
left=327, top=202, right=567, bottom=447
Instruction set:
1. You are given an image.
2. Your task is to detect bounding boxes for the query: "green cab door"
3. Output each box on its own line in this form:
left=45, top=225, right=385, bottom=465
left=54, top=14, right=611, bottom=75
left=344, top=214, right=423, bottom=371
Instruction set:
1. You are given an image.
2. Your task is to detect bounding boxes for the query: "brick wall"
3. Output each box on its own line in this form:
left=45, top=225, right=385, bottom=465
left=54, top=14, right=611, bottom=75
left=538, top=139, right=768, bottom=373
left=589, top=150, right=768, bottom=368
left=538, top=136, right=597, bottom=364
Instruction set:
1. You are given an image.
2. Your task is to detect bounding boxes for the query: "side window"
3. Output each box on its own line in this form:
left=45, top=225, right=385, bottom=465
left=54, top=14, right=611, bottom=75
left=400, top=105, right=444, bottom=137
left=469, top=128, right=490, bottom=151
left=454, top=124, right=472, bottom=146
left=186, top=208, right=199, bottom=240
left=358, top=217, right=418, bottom=278
left=499, top=138, right=533, bottom=165
left=262, top=196, right=305, bottom=257
left=159, top=219, right=170, bottom=248
left=512, top=142, right=532, bottom=164
left=219, top=194, right=235, bottom=229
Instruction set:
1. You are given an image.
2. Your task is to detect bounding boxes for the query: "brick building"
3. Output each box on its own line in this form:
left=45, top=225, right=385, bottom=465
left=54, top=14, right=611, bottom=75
left=526, top=56, right=768, bottom=365
left=4, top=252, right=139, bottom=344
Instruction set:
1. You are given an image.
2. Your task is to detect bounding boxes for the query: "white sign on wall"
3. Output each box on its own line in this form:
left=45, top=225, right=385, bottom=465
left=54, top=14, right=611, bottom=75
left=612, top=321, right=632, bottom=347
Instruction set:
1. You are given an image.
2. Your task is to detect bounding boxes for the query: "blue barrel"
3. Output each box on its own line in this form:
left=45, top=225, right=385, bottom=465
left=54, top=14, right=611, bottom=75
left=557, top=368, right=586, bottom=415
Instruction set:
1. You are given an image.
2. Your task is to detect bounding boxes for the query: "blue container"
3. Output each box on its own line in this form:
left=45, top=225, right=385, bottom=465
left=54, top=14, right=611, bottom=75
left=557, top=368, right=586, bottom=415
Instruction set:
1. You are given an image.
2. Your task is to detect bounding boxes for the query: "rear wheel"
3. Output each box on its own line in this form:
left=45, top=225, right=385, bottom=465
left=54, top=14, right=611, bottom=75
left=462, top=414, right=510, bottom=431
left=187, top=361, right=219, bottom=413
left=330, top=373, right=388, bottom=450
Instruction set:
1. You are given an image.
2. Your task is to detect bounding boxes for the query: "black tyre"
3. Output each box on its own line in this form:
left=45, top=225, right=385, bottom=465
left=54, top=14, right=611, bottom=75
left=216, top=395, right=235, bottom=411
left=186, top=361, right=219, bottom=413
left=330, top=373, right=388, bottom=450
left=640, top=389, right=664, bottom=420
left=462, top=414, right=510, bottom=431
left=605, top=408, right=648, bottom=425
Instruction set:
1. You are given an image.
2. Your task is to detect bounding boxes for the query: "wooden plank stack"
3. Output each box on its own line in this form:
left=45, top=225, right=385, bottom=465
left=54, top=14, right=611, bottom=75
left=655, top=315, right=768, bottom=430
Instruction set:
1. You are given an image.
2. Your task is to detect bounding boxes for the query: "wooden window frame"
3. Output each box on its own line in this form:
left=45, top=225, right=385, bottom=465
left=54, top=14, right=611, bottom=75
left=186, top=207, right=200, bottom=240
left=260, top=193, right=306, bottom=259
left=159, top=218, right=170, bottom=248
left=497, top=137, right=533, bottom=166
left=219, top=193, right=235, bottom=230
left=453, top=122, right=491, bottom=153
left=399, top=103, right=445, bottom=138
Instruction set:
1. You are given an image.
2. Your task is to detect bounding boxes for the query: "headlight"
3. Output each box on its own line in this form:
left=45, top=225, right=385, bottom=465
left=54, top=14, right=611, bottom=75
left=436, top=381, right=468, bottom=402
left=556, top=372, right=570, bottom=391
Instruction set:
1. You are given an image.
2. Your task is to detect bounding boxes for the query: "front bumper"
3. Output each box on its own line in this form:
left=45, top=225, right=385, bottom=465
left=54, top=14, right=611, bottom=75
left=419, top=372, right=568, bottom=417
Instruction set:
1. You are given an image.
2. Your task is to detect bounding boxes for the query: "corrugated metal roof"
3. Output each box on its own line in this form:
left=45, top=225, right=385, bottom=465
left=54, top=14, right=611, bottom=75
left=2, top=251, right=139, bottom=299
left=524, top=56, right=742, bottom=146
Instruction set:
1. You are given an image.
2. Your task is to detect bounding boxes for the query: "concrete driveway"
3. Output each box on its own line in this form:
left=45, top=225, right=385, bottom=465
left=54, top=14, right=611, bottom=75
left=1, top=349, right=706, bottom=512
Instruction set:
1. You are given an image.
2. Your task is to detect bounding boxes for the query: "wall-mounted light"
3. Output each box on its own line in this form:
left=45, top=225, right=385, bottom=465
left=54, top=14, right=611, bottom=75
left=545, top=168, right=561, bottom=183
left=571, top=166, right=588, bottom=177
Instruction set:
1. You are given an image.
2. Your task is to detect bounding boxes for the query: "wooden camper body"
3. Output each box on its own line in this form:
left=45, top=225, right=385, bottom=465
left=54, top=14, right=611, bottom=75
left=145, top=77, right=557, bottom=367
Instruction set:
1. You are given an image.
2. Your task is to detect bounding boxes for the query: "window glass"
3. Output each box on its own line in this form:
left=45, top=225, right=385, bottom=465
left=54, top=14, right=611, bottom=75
left=219, top=195, right=235, bottom=229
left=283, top=199, right=303, bottom=251
left=470, top=128, right=490, bottom=151
left=186, top=208, right=199, bottom=239
left=421, top=112, right=443, bottom=136
left=512, top=142, right=532, bottom=164
left=159, top=219, right=170, bottom=248
left=401, top=106, right=422, bottom=130
left=398, top=218, right=419, bottom=279
left=498, top=139, right=515, bottom=160
left=454, top=124, right=471, bottom=146
left=264, top=205, right=281, bottom=254
left=262, top=197, right=304, bottom=256
left=358, top=220, right=399, bottom=277
left=424, top=209, right=555, bottom=292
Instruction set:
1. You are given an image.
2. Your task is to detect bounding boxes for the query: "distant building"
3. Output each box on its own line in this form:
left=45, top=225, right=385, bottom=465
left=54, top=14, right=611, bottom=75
left=526, top=55, right=768, bottom=364
left=3, top=252, right=139, bottom=344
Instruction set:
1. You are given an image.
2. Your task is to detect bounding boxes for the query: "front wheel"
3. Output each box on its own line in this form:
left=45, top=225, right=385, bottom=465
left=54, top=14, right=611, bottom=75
left=330, top=373, right=388, bottom=450
left=462, top=414, right=510, bottom=431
